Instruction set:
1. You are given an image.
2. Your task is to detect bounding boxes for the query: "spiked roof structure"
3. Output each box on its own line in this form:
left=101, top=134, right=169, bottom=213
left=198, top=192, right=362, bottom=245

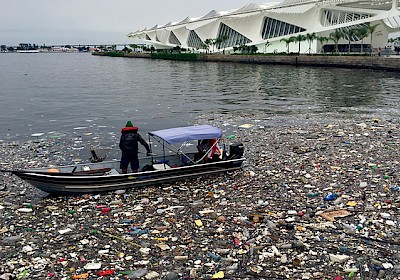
left=128, top=0, right=400, bottom=53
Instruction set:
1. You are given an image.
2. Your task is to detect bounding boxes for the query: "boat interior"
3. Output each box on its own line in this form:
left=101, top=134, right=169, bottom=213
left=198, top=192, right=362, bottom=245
left=26, top=152, right=198, bottom=175
left=24, top=141, right=244, bottom=176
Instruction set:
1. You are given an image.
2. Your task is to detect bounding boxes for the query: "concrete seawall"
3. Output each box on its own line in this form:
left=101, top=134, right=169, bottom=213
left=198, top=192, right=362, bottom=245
left=93, top=52, right=400, bottom=71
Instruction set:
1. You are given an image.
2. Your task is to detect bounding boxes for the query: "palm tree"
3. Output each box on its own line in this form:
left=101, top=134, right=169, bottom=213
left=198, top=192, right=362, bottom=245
left=388, top=38, right=396, bottom=50
left=343, top=28, right=357, bottom=53
left=215, top=35, right=229, bottom=53
left=317, top=36, right=330, bottom=53
left=129, top=44, right=139, bottom=52
left=330, top=29, right=343, bottom=53
left=367, top=23, right=379, bottom=54
left=250, top=45, right=258, bottom=53
left=264, top=40, right=271, bottom=53
left=215, top=36, right=223, bottom=51
left=305, top=32, right=317, bottom=54
left=211, top=39, right=217, bottom=53
left=355, top=26, right=369, bottom=53
left=122, top=46, right=131, bottom=53
left=220, top=35, right=229, bottom=52
left=295, top=34, right=306, bottom=54
left=204, top=39, right=212, bottom=53
left=200, top=43, right=207, bottom=53
left=280, top=37, right=295, bottom=53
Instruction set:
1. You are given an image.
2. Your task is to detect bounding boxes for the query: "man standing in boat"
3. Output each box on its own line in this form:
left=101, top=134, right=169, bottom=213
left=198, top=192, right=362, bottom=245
left=119, top=121, right=151, bottom=174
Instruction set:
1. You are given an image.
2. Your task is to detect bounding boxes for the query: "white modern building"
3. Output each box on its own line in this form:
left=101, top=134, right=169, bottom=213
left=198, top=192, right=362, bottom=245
left=127, top=0, right=400, bottom=53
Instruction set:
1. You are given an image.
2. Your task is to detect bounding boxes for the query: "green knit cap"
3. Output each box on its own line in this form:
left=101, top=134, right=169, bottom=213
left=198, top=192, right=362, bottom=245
left=126, top=121, right=133, bottom=127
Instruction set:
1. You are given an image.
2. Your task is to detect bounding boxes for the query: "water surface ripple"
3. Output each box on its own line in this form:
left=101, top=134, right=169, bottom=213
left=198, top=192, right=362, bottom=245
left=1, top=53, right=399, bottom=141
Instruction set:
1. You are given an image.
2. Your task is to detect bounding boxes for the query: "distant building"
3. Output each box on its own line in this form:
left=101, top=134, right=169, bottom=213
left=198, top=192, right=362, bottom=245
left=51, top=46, right=79, bottom=52
left=127, top=0, right=400, bottom=53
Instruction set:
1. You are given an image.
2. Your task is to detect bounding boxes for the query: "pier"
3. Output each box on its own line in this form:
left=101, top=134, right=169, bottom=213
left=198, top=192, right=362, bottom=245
left=93, top=51, right=400, bottom=72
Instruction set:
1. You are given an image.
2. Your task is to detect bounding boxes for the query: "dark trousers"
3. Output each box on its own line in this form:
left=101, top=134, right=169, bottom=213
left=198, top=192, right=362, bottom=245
left=120, top=153, right=139, bottom=172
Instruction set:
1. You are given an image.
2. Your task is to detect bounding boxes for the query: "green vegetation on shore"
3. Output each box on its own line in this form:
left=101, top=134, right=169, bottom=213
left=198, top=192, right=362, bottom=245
left=102, top=51, right=126, bottom=57
left=150, top=53, right=198, bottom=61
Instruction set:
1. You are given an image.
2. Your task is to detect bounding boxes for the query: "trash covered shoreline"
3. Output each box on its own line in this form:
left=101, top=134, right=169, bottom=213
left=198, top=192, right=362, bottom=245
left=0, top=113, right=399, bottom=280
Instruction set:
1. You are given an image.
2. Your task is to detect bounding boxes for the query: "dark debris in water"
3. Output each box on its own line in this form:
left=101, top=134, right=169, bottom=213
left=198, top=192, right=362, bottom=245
left=0, top=113, right=399, bottom=279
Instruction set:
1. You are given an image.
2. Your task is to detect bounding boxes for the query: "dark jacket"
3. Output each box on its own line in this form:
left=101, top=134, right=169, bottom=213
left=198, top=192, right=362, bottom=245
left=119, top=127, right=151, bottom=155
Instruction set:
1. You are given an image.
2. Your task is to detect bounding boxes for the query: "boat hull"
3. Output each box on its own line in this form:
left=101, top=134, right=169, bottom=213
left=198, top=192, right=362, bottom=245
left=13, top=158, right=244, bottom=194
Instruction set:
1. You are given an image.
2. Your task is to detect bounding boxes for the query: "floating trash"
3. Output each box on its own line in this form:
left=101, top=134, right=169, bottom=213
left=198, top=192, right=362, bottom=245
left=0, top=114, right=399, bottom=279
left=238, top=124, right=254, bottom=129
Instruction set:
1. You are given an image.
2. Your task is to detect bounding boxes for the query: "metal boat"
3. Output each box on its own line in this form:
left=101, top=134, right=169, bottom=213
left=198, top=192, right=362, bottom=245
left=3, top=125, right=245, bottom=194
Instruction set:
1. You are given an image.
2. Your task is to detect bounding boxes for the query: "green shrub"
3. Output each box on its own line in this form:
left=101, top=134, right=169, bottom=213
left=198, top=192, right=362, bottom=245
left=150, top=53, right=198, bottom=61
left=104, top=51, right=125, bottom=57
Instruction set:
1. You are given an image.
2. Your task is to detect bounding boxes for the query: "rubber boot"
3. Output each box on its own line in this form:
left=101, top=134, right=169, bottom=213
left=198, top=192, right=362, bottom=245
left=122, top=169, right=127, bottom=174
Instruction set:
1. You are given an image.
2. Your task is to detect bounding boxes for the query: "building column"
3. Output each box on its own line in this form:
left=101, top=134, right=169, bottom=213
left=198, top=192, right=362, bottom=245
left=393, top=0, right=399, bottom=10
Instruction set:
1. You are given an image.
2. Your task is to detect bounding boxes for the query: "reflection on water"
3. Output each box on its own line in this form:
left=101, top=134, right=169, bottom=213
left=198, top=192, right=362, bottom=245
left=0, top=53, right=399, bottom=140
left=163, top=61, right=400, bottom=115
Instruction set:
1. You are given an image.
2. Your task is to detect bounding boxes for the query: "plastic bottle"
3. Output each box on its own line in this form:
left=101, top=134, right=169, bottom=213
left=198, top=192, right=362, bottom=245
left=280, top=243, right=292, bottom=249
left=266, top=220, right=276, bottom=230
left=127, top=268, right=148, bottom=279
left=208, top=252, right=221, bottom=261
left=221, top=257, right=236, bottom=263
left=17, top=270, right=29, bottom=279
left=110, top=200, right=123, bottom=205
left=97, top=270, right=114, bottom=276
left=339, top=246, right=348, bottom=252
left=191, top=200, right=204, bottom=207
left=245, top=238, right=256, bottom=245
left=324, top=193, right=336, bottom=201
left=390, top=186, right=399, bottom=192
left=307, top=192, right=319, bottom=197
left=226, top=263, right=238, bottom=271
left=128, top=228, right=148, bottom=236
left=2, top=235, right=22, bottom=244
left=342, top=223, right=356, bottom=233
left=292, top=241, right=305, bottom=251
left=174, top=255, right=188, bottom=260
left=333, top=197, right=343, bottom=205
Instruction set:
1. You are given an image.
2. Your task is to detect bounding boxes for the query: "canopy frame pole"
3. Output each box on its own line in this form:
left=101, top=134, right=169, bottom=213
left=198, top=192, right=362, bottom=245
left=162, top=139, right=166, bottom=165
left=176, top=141, right=196, bottom=165
left=148, top=134, right=154, bottom=163
left=150, top=135, right=196, bottom=165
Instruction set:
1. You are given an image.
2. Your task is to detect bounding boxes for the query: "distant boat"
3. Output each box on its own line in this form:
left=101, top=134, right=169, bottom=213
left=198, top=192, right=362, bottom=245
left=17, top=50, right=39, bottom=53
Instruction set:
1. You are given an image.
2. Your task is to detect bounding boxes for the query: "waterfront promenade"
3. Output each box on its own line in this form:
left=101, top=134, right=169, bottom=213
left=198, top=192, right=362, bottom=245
left=93, top=52, right=400, bottom=72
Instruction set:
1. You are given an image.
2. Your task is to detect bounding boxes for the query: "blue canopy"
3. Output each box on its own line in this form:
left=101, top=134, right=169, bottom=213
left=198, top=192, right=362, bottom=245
left=149, top=125, right=222, bottom=144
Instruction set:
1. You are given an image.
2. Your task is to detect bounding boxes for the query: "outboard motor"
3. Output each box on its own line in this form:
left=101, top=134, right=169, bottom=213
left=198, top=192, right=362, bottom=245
left=228, top=143, right=244, bottom=159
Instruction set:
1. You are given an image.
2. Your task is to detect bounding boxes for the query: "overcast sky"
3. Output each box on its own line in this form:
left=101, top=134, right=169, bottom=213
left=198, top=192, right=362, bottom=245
left=1, top=0, right=277, bottom=46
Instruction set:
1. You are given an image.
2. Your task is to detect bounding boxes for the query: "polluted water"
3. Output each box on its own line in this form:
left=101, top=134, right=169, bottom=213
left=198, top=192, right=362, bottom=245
left=0, top=112, right=399, bottom=279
